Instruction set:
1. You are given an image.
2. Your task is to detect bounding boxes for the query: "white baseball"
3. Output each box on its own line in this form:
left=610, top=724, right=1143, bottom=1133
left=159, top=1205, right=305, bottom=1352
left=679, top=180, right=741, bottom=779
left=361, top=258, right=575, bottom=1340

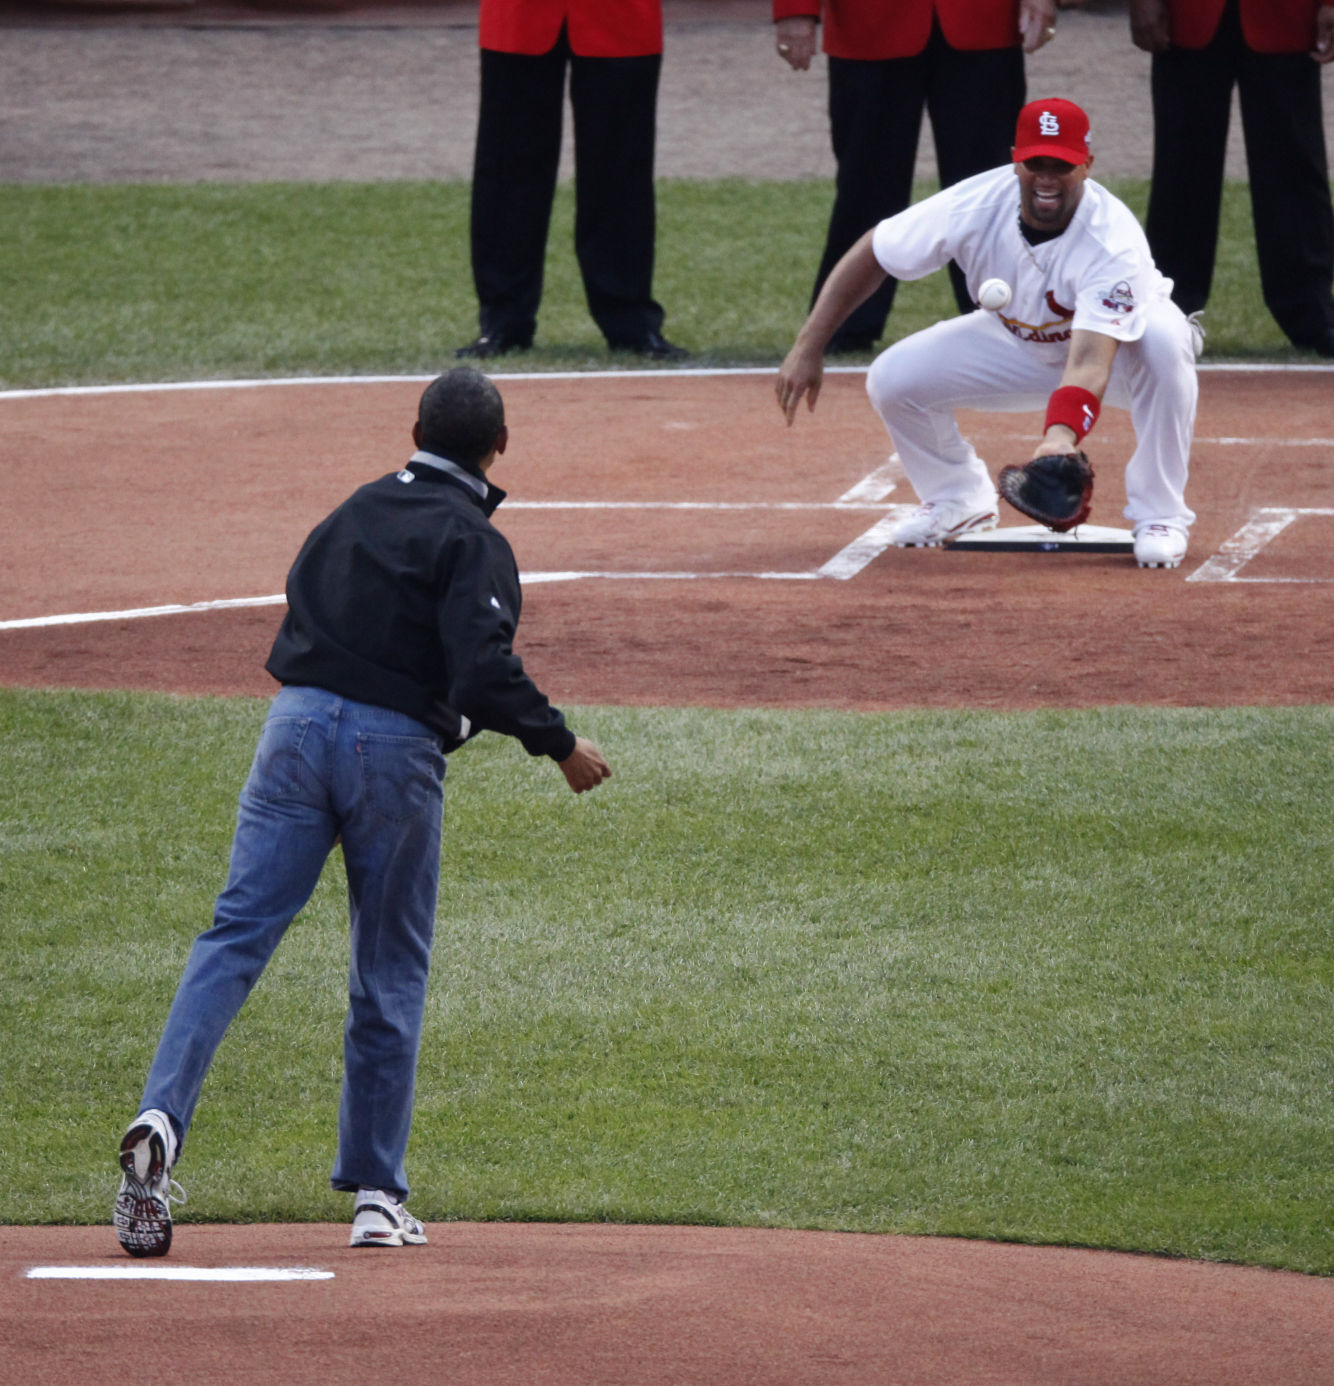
left=978, top=278, right=1012, bottom=312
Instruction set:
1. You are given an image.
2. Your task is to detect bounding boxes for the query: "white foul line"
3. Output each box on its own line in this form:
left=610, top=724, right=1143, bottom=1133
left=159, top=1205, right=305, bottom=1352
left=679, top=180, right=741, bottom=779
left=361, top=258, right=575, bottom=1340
left=819, top=509, right=916, bottom=580
left=0, top=594, right=288, bottom=631
left=504, top=500, right=892, bottom=511
left=2, top=458, right=910, bottom=628
left=1188, top=508, right=1334, bottom=583
left=837, top=454, right=902, bottom=503
left=27, top=1265, right=334, bottom=1281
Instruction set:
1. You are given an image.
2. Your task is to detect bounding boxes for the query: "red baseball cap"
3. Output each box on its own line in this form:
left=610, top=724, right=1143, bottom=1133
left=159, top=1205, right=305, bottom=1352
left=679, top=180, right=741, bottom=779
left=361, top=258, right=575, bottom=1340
left=1012, top=98, right=1091, bottom=166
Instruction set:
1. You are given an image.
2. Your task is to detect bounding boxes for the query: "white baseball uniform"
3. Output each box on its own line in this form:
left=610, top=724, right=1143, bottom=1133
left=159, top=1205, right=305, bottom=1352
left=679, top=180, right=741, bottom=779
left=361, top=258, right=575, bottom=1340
left=865, top=164, right=1199, bottom=530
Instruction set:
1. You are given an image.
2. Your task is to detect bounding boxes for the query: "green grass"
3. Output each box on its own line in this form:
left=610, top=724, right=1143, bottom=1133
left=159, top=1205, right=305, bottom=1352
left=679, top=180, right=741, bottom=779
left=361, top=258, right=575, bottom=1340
left=0, top=177, right=1300, bottom=389
left=2, top=173, right=1329, bottom=1274
left=3, top=689, right=1332, bottom=1273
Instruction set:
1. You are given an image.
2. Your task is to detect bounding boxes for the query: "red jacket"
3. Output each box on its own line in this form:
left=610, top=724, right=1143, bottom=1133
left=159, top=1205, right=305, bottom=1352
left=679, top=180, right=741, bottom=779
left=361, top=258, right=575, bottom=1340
left=772, top=0, right=1022, bottom=59
left=479, top=0, right=663, bottom=58
left=1163, top=0, right=1325, bottom=53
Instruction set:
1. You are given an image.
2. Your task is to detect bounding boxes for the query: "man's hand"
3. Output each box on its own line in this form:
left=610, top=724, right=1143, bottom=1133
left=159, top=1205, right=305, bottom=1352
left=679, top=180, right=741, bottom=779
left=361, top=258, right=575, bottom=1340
left=559, top=736, right=612, bottom=793
left=775, top=15, right=818, bottom=71
left=776, top=338, right=825, bottom=424
left=775, top=230, right=886, bottom=424
left=1019, top=0, right=1058, bottom=54
left=1032, top=425, right=1080, bottom=459
left=1129, top=0, right=1171, bottom=52
left=1314, top=5, right=1334, bottom=62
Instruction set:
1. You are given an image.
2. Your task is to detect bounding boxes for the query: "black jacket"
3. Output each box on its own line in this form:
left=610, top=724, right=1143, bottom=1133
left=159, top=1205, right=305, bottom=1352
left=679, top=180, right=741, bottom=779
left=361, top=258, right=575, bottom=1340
left=266, top=451, right=575, bottom=760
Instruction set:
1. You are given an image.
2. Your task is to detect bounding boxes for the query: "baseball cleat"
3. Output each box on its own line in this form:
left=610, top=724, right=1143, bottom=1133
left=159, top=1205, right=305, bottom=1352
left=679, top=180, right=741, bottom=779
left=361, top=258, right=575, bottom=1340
left=113, top=1108, right=185, bottom=1258
left=349, top=1189, right=428, bottom=1247
left=1133, top=523, right=1188, bottom=569
left=889, top=499, right=999, bottom=548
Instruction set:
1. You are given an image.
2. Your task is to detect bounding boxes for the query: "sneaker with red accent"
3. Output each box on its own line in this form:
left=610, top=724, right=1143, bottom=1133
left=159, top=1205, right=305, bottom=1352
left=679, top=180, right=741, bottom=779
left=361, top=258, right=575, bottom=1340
left=113, top=1108, right=185, bottom=1258
left=1133, top=522, right=1188, bottom=569
left=349, top=1189, right=428, bottom=1247
left=889, top=497, right=999, bottom=548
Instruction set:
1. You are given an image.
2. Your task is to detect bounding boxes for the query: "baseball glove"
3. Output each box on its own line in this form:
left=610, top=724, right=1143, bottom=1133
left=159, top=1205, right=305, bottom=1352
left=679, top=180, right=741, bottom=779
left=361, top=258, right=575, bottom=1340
left=996, top=451, right=1094, bottom=533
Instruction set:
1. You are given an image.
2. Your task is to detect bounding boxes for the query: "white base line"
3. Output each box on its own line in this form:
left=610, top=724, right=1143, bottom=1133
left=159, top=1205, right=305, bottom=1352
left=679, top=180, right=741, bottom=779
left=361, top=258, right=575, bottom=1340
left=1, top=458, right=911, bottom=626
left=27, top=1265, right=334, bottom=1281
left=819, top=510, right=917, bottom=580
left=505, top=500, right=893, bottom=511
left=1188, top=508, right=1334, bottom=584
left=0, top=594, right=288, bottom=631
left=2, top=360, right=1331, bottom=403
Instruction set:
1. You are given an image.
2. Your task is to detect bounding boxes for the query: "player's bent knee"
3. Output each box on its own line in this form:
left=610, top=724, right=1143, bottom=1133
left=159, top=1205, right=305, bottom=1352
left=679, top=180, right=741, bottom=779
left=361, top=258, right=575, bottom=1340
left=865, top=340, right=931, bottom=415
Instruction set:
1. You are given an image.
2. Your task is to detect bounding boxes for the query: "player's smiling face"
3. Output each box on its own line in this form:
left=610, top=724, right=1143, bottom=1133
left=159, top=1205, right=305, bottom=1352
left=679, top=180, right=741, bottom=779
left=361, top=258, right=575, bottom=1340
left=1015, top=154, right=1092, bottom=232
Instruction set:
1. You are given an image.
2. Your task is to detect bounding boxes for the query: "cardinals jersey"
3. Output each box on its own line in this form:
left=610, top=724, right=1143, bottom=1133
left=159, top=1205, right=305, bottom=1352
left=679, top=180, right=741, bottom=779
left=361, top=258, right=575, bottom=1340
left=870, top=165, right=1175, bottom=365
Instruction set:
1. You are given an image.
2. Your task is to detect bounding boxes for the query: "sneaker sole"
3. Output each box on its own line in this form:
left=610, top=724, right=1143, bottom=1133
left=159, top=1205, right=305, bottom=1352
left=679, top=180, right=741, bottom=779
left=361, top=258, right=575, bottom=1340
left=114, top=1122, right=173, bottom=1258
left=895, top=510, right=999, bottom=549
left=349, top=1228, right=428, bottom=1248
left=114, top=1172, right=173, bottom=1257
left=1136, top=556, right=1184, bottom=569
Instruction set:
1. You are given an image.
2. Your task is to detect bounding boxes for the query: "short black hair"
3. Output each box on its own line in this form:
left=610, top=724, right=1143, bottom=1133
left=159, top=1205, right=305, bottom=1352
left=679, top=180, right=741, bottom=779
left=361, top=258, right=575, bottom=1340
left=416, top=368, right=506, bottom=469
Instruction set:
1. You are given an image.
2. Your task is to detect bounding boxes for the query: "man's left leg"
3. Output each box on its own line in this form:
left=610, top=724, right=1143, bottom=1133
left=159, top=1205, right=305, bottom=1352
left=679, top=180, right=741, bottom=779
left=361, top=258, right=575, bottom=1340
left=1238, top=49, right=1334, bottom=355
left=1104, top=302, right=1199, bottom=568
left=866, top=312, right=1055, bottom=545
left=329, top=701, right=446, bottom=1221
left=569, top=51, right=677, bottom=354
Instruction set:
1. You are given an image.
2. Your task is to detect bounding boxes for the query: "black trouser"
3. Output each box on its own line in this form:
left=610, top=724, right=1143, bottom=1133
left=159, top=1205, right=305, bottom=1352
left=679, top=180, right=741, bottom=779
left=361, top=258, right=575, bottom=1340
left=1146, top=0, right=1334, bottom=349
left=469, top=32, right=665, bottom=346
left=814, top=23, right=1026, bottom=347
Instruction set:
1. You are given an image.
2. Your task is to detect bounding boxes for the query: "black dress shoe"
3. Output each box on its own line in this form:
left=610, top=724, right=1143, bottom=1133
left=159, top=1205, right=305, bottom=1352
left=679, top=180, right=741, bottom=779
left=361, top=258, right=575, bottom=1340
left=1308, top=328, right=1334, bottom=359
left=455, top=331, right=532, bottom=360
left=609, top=331, right=690, bottom=361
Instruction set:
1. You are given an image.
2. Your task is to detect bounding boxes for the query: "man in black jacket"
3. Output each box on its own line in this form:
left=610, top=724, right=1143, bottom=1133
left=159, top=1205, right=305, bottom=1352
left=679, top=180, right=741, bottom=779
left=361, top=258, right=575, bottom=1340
left=113, top=369, right=611, bottom=1259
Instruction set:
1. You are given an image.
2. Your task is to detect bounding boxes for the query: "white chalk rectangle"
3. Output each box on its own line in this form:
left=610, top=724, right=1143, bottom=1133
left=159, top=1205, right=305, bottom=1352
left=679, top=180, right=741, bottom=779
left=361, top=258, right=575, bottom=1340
left=27, top=1265, right=334, bottom=1281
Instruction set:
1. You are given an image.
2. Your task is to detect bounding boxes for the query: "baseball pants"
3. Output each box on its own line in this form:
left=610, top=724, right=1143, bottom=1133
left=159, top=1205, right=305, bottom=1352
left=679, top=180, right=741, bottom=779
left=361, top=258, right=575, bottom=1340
left=865, top=307, right=1199, bottom=530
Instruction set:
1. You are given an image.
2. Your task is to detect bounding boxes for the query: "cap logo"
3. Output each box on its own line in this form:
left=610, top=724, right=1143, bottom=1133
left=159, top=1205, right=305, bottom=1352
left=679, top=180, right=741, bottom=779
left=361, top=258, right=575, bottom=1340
left=1039, top=111, right=1061, bottom=136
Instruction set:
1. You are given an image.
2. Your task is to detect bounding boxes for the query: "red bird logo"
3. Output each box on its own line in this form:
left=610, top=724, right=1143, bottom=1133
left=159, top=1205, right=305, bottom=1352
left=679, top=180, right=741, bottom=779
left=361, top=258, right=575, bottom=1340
left=1045, top=289, right=1074, bottom=320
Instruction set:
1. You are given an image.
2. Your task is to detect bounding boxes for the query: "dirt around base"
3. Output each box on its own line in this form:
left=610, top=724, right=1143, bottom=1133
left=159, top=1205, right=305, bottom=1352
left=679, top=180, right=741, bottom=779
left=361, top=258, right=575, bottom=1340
left=7, top=1222, right=1334, bottom=1386
left=4, top=369, right=1334, bottom=708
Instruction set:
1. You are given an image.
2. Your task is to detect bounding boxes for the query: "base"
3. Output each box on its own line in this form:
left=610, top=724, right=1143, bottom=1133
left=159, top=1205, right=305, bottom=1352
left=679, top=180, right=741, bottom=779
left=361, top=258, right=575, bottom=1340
left=947, top=523, right=1135, bottom=554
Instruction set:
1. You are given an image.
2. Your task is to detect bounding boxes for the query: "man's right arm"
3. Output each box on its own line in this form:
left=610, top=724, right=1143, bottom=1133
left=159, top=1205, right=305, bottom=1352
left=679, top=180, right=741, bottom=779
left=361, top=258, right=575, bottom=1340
left=773, top=5, right=819, bottom=70
left=775, top=230, right=887, bottom=423
left=559, top=737, right=613, bottom=792
left=1129, top=0, right=1171, bottom=52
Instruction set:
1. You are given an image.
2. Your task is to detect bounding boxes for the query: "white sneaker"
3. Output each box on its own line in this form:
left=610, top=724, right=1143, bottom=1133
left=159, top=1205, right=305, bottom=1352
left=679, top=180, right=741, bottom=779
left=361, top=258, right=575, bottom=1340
left=1134, top=522, right=1188, bottom=569
left=889, top=497, right=999, bottom=548
left=113, top=1109, right=186, bottom=1258
left=349, top=1189, right=428, bottom=1247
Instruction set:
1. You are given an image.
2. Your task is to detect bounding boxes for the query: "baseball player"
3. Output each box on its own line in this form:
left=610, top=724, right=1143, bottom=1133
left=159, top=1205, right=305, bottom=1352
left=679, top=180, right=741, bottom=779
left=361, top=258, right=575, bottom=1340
left=776, top=96, right=1200, bottom=569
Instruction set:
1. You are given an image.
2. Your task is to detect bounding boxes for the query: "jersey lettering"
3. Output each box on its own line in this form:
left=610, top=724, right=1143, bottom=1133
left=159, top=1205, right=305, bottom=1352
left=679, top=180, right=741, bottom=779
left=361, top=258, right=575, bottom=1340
left=1001, top=320, right=1072, bottom=345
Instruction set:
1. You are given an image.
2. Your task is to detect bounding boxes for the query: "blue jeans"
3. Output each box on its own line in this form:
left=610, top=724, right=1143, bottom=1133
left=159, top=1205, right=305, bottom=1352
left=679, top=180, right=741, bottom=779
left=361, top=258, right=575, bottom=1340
left=140, top=686, right=446, bottom=1202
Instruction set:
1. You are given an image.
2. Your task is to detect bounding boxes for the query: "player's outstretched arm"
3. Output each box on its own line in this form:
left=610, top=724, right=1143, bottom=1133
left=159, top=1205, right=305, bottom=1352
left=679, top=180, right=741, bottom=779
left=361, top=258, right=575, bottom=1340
left=1032, top=329, right=1119, bottom=458
left=776, top=230, right=887, bottom=425
left=559, top=736, right=613, bottom=793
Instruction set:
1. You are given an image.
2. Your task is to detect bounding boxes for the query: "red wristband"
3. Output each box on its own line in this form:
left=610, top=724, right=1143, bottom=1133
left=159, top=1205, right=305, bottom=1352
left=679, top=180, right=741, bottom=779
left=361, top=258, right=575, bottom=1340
left=1044, top=385, right=1100, bottom=441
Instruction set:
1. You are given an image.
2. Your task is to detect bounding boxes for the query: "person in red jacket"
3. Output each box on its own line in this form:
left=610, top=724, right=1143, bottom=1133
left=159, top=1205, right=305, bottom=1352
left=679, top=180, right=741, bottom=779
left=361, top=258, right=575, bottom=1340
left=458, top=0, right=686, bottom=360
left=1131, top=0, right=1334, bottom=356
left=773, top=0, right=1059, bottom=354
